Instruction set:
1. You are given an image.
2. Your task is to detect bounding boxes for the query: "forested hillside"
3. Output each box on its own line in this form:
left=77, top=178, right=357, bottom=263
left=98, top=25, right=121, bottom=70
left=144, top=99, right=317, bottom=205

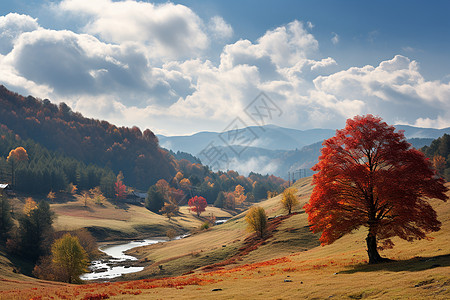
left=0, top=86, right=287, bottom=200
left=0, top=85, right=175, bottom=189
left=422, top=134, right=450, bottom=180
left=0, top=125, right=116, bottom=195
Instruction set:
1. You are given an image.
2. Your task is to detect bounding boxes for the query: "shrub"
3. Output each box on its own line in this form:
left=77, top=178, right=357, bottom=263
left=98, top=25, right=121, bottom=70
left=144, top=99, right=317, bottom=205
left=200, top=222, right=210, bottom=230
left=245, top=206, right=267, bottom=238
left=281, top=188, right=299, bottom=214
left=166, top=228, right=177, bottom=240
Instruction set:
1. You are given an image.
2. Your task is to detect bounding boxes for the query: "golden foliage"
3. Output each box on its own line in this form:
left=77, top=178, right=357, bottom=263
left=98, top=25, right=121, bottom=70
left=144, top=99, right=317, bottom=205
left=90, top=186, right=106, bottom=205
left=23, top=197, right=37, bottom=216
left=67, top=182, right=77, bottom=194
left=245, top=206, right=267, bottom=238
left=47, top=191, right=56, bottom=202
left=281, top=188, right=299, bottom=214
left=7, top=146, right=28, bottom=162
left=51, top=234, right=89, bottom=284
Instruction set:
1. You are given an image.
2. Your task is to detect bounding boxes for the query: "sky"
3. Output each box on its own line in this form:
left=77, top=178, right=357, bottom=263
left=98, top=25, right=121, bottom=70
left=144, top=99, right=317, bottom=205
left=0, top=0, right=449, bottom=136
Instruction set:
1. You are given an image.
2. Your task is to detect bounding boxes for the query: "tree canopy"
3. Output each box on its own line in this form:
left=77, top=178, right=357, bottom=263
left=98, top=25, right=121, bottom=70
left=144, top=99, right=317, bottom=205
left=422, top=133, right=450, bottom=180
left=188, top=196, right=208, bottom=217
left=304, top=115, right=448, bottom=264
left=0, top=193, right=12, bottom=239
left=145, top=185, right=165, bottom=213
left=51, top=234, right=89, bottom=284
left=0, top=85, right=175, bottom=189
left=245, top=206, right=267, bottom=238
left=18, top=200, right=55, bottom=262
left=281, top=188, right=299, bottom=214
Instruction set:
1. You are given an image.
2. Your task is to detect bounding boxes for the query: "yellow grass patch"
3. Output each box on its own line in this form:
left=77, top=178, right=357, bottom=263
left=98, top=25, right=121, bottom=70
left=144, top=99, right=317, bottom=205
left=1, top=179, right=449, bottom=299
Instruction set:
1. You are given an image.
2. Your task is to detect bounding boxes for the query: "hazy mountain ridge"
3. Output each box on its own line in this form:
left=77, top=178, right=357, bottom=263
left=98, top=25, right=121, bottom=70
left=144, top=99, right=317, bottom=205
left=0, top=85, right=287, bottom=197
left=157, top=125, right=336, bottom=154
left=159, top=124, right=449, bottom=179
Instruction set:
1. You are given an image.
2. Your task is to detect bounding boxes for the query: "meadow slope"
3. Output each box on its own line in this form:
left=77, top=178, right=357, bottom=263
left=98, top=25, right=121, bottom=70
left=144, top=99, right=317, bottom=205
left=50, top=195, right=233, bottom=241
left=1, top=178, right=449, bottom=299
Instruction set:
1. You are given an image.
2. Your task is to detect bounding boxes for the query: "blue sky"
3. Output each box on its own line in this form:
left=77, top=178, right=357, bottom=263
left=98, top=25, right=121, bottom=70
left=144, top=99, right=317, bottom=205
left=0, top=0, right=449, bottom=135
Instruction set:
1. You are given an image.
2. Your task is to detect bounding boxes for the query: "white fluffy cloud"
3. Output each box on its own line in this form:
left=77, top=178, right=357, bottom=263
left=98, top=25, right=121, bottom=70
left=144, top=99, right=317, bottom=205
left=311, top=55, right=450, bottom=128
left=2, top=27, right=194, bottom=108
left=0, top=13, right=40, bottom=54
left=209, top=16, right=233, bottom=40
left=0, top=2, right=449, bottom=135
left=58, top=0, right=209, bottom=60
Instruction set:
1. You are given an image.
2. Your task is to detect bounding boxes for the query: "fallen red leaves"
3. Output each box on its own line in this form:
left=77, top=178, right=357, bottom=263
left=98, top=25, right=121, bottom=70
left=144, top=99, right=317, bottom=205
left=1, top=215, right=300, bottom=299
left=0, top=275, right=219, bottom=299
left=82, top=293, right=110, bottom=300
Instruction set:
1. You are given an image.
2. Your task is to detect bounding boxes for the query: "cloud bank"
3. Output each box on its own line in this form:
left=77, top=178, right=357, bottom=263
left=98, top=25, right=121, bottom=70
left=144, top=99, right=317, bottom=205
left=0, top=0, right=449, bottom=135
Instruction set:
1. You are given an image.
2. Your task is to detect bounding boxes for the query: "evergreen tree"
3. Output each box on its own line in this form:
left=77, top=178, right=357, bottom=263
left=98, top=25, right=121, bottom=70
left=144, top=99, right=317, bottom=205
left=145, top=185, right=165, bottom=213
left=18, top=200, right=54, bottom=262
left=214, top=191, right=225, bottom=208
left=0, top=193, right=12, bottom=240
left=253, top=182, right=269, bottom=201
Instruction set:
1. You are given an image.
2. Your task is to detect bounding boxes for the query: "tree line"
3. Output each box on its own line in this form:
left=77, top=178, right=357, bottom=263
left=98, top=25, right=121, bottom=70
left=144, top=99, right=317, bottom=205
left=421, top=133, right=450, bottom=181
left=0, top=85, right=175, bottom=190
left=144, top=165, right=287, bottom=215
left=0, top=125, right=116, bottom=196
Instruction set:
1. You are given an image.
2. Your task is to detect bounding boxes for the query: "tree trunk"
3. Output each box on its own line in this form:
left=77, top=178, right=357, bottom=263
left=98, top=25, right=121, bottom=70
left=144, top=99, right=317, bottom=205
left=366, top=233, right=387, bottom=264
left=10, top=160, right=14, bottom=187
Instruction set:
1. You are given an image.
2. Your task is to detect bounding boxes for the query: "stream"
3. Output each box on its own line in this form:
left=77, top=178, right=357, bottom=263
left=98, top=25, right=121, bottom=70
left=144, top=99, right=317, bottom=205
left=80, top=238, right=165, bottom=281
left=80, top=220, right=229, bottom=281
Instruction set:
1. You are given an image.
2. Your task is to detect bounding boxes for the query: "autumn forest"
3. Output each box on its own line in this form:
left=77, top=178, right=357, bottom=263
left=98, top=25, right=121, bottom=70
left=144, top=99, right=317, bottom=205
left=0, top=85, right=449, bottom=299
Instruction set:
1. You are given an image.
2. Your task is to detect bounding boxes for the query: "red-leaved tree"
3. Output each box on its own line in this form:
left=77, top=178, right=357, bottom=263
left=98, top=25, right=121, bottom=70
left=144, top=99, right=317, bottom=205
left=304, top=115, right=448, bottom=264
left=114, top=180, right=127, bottom=201
left=188, top=196, right=208, bottom=217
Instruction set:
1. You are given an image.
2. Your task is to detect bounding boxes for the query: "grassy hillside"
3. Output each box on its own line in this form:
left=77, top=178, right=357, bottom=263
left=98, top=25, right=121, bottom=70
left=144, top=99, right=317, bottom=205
left=49, top=195, right=233, bottom=241
left=117, top=177, right=315, bottom=280
left=1, top=178, right=449, bottom=299
left=5, top=191, right=232, bottom=242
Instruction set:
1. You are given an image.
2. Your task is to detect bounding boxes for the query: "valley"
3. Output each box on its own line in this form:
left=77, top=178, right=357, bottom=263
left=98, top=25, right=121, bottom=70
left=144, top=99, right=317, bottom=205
left=1, top=1, right=450, bottom=298
left=0, top=86, right=449, bottom=299
left=1, top=178, right=448, bottom=299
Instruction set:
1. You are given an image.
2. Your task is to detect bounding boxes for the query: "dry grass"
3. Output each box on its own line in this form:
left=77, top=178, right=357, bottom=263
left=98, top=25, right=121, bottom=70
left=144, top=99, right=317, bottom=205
left=120, top=177, right=316, bottom=279
left=51, top=195, right=233, bottom=240
left=1, top=178, right=449, bottom=299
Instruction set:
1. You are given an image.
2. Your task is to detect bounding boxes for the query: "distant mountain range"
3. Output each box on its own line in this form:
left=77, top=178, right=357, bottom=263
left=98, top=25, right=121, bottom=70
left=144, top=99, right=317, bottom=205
left=158, top=125, right=335, bottom=154
left=0, top=85, right=288, bottom=197
left=158, top=124, right=450, bottom=179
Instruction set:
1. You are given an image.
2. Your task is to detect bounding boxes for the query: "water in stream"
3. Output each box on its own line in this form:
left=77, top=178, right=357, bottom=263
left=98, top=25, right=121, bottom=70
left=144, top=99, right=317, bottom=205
left=80, top=238, right=163, bottom=281
left=81, top=234, right=191, bottom=281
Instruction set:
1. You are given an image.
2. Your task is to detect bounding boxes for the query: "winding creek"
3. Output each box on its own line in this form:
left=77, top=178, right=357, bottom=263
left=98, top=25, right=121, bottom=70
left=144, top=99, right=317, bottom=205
left=81, top=218, right=230, bottom=281
left=80, top=238, right=164, bottom=281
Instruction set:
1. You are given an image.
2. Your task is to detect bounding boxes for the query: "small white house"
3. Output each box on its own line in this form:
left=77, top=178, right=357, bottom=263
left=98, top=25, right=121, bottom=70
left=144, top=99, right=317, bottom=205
left=0, top=183, right=11, bottom=195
